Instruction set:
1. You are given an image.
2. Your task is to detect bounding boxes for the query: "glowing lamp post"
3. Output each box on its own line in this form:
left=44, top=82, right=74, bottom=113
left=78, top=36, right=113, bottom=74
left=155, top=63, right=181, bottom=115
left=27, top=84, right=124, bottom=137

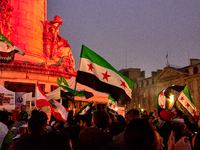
left=165, top=94, right=175, bottom=110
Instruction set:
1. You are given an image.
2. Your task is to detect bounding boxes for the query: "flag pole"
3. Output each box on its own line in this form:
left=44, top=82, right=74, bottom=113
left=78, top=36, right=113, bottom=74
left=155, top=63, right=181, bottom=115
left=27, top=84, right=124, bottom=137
left=166, top=52, right=169, bottom=67
left=73, top=45, right=83, bottom=105
left=73, top=80, right=77, bottom=105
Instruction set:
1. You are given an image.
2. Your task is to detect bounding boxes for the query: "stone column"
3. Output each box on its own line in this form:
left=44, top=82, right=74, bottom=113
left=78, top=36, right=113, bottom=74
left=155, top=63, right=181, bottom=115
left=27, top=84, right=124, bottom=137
left=10, top=0, right=46, bottom=63
left=188, top=67, right=194, bottom=75
left=197, top=64, right=200, bottom=74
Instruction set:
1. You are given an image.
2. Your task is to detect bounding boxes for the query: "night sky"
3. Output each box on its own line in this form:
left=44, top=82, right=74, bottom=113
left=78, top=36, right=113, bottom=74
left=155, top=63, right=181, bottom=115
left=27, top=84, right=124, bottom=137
left=47, top=1, right=200, bottom=77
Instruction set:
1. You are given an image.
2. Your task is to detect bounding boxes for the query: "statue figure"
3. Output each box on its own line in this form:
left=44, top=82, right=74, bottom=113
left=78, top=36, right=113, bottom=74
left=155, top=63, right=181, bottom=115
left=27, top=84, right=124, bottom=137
left=43, top=15, right=63, bottom=59
left=43, top=15, right=76, bottom=74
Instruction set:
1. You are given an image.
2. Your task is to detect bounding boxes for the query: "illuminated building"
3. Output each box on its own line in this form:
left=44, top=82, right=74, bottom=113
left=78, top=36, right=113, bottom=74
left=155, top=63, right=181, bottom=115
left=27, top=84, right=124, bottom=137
left=120, top=59, right=200, bottom=114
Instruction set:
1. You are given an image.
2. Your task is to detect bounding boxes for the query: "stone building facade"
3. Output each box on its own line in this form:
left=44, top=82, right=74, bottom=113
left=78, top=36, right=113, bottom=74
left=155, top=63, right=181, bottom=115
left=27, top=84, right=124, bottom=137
left=120, top=59, right=200, bottom=114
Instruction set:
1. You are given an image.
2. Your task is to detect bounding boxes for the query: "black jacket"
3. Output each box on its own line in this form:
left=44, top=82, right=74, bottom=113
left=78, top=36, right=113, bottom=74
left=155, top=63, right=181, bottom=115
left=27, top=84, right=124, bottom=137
left=8, top=133, right=45, bottom=150
left=78, top=127, right=120, bottom=150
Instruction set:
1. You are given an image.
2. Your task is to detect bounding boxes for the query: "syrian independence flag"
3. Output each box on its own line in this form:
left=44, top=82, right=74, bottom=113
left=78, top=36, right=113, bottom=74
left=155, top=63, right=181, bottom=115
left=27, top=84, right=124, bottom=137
left=57, top=76, right=93, bottom=99
left=0, top=33, right=25, bottom=63
left=107, top=94, right=118, bottom=116
left=35, top=81, right=68, bottom=122
left=156, top=85, right=184, bottom=110
left=107, top=94, right=117, bottom=111
left=76, top=45, right=134, bottom=105
left=78, top=102, right=94, bottom=115
left=156, top=89, right=167, bottom=109
left=177, top=85, right=197, bottom=118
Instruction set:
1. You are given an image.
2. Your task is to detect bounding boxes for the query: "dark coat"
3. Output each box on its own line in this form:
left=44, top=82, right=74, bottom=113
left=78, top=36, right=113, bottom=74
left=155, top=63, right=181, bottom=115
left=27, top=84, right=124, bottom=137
left=78, top=127, right=120, bottom=150
left=8, top=133, right=45, bottom=150
left=113, top=131, right=124, bottom=146
left=157, top=121, right=182, bottom=150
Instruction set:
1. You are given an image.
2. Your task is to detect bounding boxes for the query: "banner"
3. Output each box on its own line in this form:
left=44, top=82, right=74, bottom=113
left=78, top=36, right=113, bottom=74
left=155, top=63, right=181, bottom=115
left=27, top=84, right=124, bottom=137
left=15, top=92, right=26, bottom=107
left=15, top=92, right=32, bottom=107
left=0, top=92, right=15, bottom=111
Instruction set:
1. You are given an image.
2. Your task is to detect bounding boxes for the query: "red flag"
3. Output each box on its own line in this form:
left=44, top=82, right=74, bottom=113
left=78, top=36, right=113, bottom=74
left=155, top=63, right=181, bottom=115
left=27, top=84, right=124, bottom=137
left=35, top=81, right=68, bottom=122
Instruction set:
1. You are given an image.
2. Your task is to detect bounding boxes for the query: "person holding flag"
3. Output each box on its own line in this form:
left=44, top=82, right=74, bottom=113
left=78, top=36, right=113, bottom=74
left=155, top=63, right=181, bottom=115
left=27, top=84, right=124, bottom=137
left=155, top=84, right=197, bottom=150
left=35, top=81, right=68, bottom=123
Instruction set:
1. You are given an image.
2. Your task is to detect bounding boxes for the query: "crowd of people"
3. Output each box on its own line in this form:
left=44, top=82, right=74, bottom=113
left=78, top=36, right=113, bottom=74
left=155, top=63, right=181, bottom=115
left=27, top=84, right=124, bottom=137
left=0, top=104, right=200, bottom=150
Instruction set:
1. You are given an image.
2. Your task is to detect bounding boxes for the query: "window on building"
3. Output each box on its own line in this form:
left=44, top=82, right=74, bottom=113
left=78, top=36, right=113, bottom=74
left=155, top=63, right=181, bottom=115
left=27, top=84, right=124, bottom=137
left=51, top=85, right=59, bottom=91
left=148, top=91, right=151, bottom=98
left=188, top=82, right=193, bottom=91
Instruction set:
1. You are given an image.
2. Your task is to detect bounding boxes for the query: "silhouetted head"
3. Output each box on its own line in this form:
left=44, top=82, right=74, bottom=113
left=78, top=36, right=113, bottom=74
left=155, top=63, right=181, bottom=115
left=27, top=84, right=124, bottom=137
left=92, top=110, right=110, bottom=130
left=125, top=109, right=140, bottom=124
left=124, top=118, right=157, bottom=150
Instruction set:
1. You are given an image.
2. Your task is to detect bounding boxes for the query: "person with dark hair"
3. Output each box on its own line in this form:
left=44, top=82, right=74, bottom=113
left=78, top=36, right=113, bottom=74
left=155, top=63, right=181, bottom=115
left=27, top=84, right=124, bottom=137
left=10, top=109, right=47, bottom=140
left=113, top=109, right=140, bottom=146
left=51, top=120, right=65, bottom=132
left=116, top=115, right=126, bottom=129
left=79, top=110, right=118, bottom=150
left=149, top=115, right=155, bottom=125
left=8, top=113, right=46, bottom=150
left=173, top=110, right=184, bottom=123
left=62, top=124, right=81, bottom=150
left=92, top=110, right=110, bottom=130
left=38, top=111, right=48, bottom=125
left=6, top=112, right=15, bottom=129
left=125, top=109, right=140, bottom=124
left=30, top=109, right=39, bottom=117
left=141, top=110, right=149, bottom=120
left=124, top=118, right=157, bottom=150
left=19, top=105, right=28, bottom=123
left=43, top=131, right=73, bottom=150
left=109, top=121, right=124, bottom=137
left=0, top=111, right=13, bottom=150
left=28, top=114, right=46, bottom=134
left=109, top=115, right=126, bottom=136
left=79, top=113, right=92, bottom=129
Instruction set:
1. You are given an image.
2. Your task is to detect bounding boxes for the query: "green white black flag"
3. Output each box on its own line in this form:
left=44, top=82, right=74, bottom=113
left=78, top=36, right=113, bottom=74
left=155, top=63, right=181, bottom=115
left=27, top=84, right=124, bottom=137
left=76, top=45, right=134, bottom=105
left=0, top=33, right=25, bottom=63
